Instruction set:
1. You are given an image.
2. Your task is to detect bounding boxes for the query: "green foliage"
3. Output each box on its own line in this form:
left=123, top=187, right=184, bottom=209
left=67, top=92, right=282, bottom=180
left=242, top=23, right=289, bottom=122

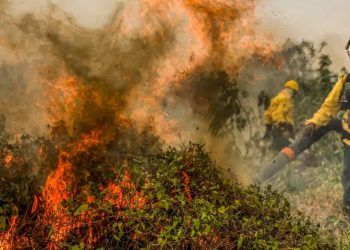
left=74, top=203, right=89, bottom=216
left=0, top=131, right=57, bottom=218
left=0, top=141, right=337, bottom=249
left=187, top=70, right=248, bottom=136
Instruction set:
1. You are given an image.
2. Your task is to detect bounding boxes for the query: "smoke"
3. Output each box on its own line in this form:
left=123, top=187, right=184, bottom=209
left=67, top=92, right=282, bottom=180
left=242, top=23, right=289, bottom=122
left=0, top=0, right=276, bottom=175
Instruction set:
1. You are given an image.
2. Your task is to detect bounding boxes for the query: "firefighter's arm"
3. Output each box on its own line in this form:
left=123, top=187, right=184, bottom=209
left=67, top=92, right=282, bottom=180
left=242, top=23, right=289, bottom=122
left=305, top=76, right=345, bottom=127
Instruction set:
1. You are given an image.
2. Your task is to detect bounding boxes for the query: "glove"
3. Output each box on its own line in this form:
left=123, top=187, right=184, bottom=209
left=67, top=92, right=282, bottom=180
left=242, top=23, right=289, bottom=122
left=280, top=123, right=294, bottom=139
left=263, top=124, right=272, bottom=140
left=303, top=123, right=316, bottom=138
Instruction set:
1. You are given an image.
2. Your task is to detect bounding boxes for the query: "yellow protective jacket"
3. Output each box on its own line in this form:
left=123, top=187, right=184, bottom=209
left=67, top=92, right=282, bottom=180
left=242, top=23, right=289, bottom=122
left=305, top=75, right=345, bottom=127
left=305, top=75, right=350, bottom=145
left=264, top=88, right=294, bottom=127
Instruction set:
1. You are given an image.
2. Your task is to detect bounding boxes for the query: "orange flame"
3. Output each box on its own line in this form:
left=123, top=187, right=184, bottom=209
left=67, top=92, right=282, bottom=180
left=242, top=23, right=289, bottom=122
left=104, top=171, right=146, bottom=209
left=3, top=154, right=14, bottom=168
left=0, top=0, right=277, bottom=248
left=0, top=217, right=17, bottom=250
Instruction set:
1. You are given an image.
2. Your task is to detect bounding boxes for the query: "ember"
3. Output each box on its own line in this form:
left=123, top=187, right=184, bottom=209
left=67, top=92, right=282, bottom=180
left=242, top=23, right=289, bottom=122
left=3, top=154, right=14, bottom=168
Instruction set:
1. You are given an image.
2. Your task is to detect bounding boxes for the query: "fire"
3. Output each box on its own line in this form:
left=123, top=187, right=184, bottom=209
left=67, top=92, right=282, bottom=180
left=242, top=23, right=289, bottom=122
left=43, top=152, right=73, bottom=214
left=0, top=0, right=277, bottom=248
left=31, top=196, right=38, bottom=214
left=40, top=128, right=107, bottom=247
left=123, top=0, right=276, bottom=144
left=182, top=170, right=192, bottom=201
left=42, top=151, right=74, bottom=246
left=0, top=216, right=17, bottom=250
left=42, top=74, right=85, bottom=131
left=3, top=154, right=14, bottom=168
left=104, top=171, right=146, bottom=209
left=34, top=126, right=147, bottom=248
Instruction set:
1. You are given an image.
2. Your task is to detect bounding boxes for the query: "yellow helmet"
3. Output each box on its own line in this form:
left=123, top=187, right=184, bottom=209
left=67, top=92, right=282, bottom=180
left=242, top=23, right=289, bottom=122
left=283, top=80, right=299, bottom=92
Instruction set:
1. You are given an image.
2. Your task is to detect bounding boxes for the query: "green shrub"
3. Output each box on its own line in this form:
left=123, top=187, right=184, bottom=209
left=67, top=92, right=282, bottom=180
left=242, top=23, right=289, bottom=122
left=0, top=141, right=336, bottom=249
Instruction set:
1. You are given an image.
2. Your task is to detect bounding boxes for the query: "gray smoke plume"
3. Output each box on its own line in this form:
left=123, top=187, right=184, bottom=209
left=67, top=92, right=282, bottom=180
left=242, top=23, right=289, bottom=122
left=0, top=0, right=275, bottom=180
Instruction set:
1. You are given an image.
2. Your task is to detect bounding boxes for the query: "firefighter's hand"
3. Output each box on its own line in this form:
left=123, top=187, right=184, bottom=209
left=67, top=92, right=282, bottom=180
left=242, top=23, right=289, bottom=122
left=263, top=125, right=272, bottom=140
left=280, top=123, right=294, bottom=139
left=282, top=130, right=291, bottom=139
left=304, top=123, right=316, bottom=137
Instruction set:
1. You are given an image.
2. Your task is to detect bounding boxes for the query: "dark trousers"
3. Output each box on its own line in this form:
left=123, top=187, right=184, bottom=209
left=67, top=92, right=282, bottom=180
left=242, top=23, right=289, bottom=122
left=290, top=119, right=350, bottom=205
left=271, top=124, right=294, bottom=151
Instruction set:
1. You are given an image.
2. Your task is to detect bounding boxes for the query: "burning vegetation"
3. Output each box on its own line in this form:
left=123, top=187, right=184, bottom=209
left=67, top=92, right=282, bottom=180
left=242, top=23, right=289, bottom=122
left=0, top=0, right=342, bottom=249
left=0, top=138, right=336, bottom=249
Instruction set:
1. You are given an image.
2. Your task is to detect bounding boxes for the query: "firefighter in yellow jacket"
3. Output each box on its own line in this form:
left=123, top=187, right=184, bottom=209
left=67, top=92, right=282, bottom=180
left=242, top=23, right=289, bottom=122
left=257, top=74, right=350, bottom=217
left=264, top=80, right=300, bottom=151
left=303, top=74, right=350, bottom=215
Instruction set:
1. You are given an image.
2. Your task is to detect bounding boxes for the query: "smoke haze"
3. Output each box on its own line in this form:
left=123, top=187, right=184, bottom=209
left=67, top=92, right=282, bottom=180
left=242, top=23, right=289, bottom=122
left=257, top=0, right=350, bottom=71
left=0, top=0, right=276, bottom=182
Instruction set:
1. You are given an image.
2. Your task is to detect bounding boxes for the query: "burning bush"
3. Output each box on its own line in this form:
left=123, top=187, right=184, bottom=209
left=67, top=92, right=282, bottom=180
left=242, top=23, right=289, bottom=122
left=0, top=1, right=341, bottom=249
left=0, top=134, right=336, bottom=249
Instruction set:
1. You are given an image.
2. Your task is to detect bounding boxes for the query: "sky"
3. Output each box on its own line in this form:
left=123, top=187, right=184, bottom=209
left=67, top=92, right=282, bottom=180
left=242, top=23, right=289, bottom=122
left=8, top=0, right=350, bottom=70
left=257, top=0, right=350, bottom=71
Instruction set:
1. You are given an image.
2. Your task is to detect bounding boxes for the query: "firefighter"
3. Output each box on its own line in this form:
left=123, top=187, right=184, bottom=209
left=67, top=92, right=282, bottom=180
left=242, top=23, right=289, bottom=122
left=263, top=80, right=300, bottom=151
left=303, top=73, right=350, bottom=216
left=256, top=73, right=350, bottom=217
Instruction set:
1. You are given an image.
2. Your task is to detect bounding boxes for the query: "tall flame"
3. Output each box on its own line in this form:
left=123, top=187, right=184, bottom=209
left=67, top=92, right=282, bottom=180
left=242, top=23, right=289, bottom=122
left=0, top=0, right=277, bottom=248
